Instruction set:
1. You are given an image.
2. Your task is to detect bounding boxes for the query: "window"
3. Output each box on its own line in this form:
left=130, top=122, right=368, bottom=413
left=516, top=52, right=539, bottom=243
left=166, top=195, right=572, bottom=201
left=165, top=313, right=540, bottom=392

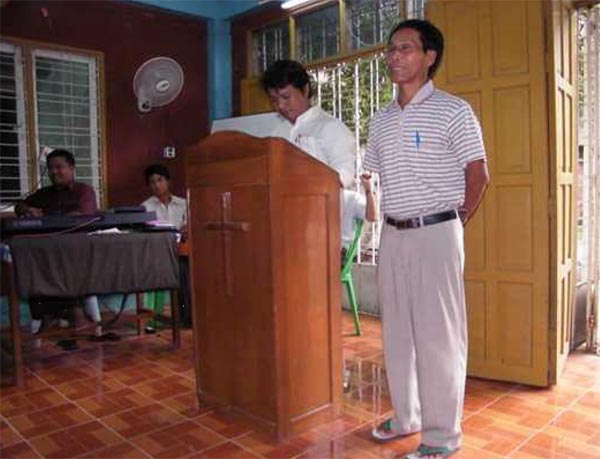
left=0, top=43, right=28, bottom=205
left=33, top=50, right=101, bottom=194
left=251, top=20, right=289, bottom=75
left=242, top=0, right=427, bottom=262
left=248, top=1, right=425, bottom=70
left=310, top=53, right=395, bottom=262
left=296, top=4, right=340, bottom=63
left=0, top=41, right=103, bottom=208
left=345, top=0, right=400, bottom=51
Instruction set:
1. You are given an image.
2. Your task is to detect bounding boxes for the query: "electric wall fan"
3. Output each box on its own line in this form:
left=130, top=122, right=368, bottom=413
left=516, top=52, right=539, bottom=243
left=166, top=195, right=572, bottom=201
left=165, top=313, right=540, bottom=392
left=133, top=57, right=184, bottom=113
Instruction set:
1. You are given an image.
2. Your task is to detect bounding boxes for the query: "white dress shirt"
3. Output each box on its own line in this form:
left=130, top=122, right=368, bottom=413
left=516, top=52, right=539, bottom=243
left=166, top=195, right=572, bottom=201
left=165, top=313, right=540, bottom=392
left=341, top=189, right=366, bottom=248
left=141, top=194, right=187, bottom=230
left=271, top=106, right=356, bottom=188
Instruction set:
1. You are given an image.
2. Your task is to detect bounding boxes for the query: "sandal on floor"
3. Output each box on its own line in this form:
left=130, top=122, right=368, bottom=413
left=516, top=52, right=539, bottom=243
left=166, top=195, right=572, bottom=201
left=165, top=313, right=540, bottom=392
left=405, top=444, right=459, bottom=459
left=371, top=419, right=409, bottom=442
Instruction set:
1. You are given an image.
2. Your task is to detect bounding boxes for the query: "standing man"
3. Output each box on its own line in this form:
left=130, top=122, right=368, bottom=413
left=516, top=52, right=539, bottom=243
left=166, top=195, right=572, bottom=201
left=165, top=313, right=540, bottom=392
left=364, top=20, right=489, bottom=459
left=260, top=59, right=356, bottom=188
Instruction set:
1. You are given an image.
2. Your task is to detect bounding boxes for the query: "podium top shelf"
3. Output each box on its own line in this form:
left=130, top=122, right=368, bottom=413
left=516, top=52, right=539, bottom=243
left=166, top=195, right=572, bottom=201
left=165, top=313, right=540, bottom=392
left=185, top=131, right=341, bottom=189
left=185, top=131, right=297, bottom=163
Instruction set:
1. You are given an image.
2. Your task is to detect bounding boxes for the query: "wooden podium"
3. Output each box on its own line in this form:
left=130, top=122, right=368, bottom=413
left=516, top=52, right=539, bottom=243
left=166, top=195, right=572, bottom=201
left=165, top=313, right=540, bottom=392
left=185, top=131, right=342, bottom=439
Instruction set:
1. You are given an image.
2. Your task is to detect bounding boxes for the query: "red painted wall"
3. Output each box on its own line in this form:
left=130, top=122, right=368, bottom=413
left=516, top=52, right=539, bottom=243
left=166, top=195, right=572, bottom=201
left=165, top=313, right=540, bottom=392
left=1, top=0, right=208, bottom=206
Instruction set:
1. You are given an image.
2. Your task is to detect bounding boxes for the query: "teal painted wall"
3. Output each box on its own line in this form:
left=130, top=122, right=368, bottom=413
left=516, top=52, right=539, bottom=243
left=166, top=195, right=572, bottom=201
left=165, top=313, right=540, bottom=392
left=131, top=0, right=263, bottom=121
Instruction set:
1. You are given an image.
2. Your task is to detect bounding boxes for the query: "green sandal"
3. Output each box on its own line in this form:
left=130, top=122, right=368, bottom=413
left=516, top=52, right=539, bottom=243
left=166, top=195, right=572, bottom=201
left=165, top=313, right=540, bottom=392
left=405, top=444, right=458, bottom=459
left=371, top=419, right=408, bottom=442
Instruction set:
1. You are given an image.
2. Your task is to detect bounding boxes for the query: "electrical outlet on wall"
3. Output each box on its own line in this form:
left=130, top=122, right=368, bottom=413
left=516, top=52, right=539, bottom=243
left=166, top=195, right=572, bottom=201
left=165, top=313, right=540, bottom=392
left=163, top=146, right=176, bottom=159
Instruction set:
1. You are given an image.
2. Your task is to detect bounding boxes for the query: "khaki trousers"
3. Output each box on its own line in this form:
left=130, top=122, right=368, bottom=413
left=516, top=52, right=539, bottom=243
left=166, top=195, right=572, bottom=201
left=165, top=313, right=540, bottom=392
left=378, top=218, right=467, bottom=450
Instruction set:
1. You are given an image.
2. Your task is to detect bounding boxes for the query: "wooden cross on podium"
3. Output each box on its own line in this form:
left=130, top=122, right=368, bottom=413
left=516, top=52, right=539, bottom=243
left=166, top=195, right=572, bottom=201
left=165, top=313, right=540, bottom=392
left=203, top=192, right=251, bottom=296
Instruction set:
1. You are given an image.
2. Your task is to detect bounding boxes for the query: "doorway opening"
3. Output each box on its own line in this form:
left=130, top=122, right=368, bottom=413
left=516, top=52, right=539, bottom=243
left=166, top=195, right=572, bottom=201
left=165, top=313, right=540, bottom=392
left=574, top=3, right=599, bottom=354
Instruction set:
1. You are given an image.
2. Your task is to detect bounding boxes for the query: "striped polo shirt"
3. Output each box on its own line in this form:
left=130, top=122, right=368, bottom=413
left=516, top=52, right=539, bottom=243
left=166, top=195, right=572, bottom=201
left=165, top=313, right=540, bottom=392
left=363, top=80, right=486, bottom=219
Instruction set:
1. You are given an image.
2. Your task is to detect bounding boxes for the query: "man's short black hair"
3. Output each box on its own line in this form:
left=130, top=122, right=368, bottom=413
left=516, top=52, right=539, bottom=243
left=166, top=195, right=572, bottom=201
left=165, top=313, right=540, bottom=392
left=144, top=164, right=170, bottom=185
left=46, top=149, right=75, bottom=167
left=260, top=59, right=313, bottom=98
left=387, top=19, right=444, bottom=79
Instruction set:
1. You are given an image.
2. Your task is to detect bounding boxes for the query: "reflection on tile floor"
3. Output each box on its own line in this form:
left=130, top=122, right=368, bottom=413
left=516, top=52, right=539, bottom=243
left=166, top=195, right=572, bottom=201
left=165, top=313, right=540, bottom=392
left=1, top=313, right=599, bottom=459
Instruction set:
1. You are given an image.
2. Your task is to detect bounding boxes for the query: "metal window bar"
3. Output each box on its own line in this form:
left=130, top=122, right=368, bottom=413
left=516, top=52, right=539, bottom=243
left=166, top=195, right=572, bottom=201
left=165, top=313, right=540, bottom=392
left=251, top=21, right=289, bottom=75
left=0, top=43, right=29, bottom=206
left=345, top=0, right=424, bottom=52
left=263, top=0, right=425, bottom=262
left=31, top=48, right=102, bottom=205
left=310, top=51, right=395, bottom=264
left=296, top=4, right=340, bottom=64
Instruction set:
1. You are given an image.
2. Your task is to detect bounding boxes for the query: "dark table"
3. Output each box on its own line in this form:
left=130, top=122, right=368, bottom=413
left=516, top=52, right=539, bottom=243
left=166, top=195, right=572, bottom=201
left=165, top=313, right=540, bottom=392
left=4, top=231, right=181, bottom=387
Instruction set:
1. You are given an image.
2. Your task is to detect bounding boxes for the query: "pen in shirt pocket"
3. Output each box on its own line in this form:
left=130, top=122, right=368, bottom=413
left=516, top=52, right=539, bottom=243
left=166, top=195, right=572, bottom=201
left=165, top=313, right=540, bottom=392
left=414, top=130, right=421, bottom=151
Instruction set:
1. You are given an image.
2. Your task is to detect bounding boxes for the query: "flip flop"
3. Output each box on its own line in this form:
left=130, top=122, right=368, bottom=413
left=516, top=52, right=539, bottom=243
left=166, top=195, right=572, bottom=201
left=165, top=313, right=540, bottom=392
left=372, top=419, right=408, bottom=442
left=405, top=444, right=459, bottom=459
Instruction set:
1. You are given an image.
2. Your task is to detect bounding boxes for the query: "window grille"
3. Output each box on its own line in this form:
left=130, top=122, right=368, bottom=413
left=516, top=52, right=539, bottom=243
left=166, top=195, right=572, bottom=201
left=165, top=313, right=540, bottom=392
left=345, top=0, right=400, bottom=51
left=32, top=49, right=101, bottom=202
left=296, top=4, right=340, bottom=63
left=0, top=43, right=28, bottom=205
left=245, top=0, right=428, bottom=262
left=251, top=20, right=289, bottom=75
left=405, top=0, right=426, bottom=19
left=310, top=52, right=395, bottom=263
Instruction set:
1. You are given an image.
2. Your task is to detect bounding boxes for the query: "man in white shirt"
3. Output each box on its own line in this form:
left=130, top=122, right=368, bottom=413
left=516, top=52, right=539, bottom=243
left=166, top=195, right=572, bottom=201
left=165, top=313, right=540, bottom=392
left=261, top=60, right=356, bottom=189
left=141, top=164, right=188, bottom=332
left=141, top=164, right=187, bottom=230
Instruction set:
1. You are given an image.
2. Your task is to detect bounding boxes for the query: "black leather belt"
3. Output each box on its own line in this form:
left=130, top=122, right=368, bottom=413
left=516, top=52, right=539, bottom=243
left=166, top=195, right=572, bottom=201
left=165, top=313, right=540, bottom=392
left=386, top=210, right=457, bottom=230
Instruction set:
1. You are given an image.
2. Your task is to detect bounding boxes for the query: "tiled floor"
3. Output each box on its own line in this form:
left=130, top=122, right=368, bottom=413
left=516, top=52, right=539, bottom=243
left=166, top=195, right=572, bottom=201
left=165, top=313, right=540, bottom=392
left=1, top=314, right=599, bottom=459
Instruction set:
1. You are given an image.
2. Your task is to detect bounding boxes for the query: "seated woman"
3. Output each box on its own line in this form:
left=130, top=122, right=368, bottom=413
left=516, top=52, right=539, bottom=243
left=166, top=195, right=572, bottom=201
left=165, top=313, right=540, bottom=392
left=141, top=164, right=187, bottom=332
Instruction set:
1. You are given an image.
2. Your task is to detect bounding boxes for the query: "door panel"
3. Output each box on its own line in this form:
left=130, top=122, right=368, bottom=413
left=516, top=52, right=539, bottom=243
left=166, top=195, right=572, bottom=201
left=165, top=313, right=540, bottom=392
left=241, top=77, right=272, bottom=115
left=547, top=0, right=577, bottom=383
left=429, top=0, right=551, bottom=386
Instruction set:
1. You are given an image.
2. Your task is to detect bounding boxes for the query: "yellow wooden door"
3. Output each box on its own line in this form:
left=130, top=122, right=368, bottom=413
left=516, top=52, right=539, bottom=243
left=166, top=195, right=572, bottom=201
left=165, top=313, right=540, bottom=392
left=241, top=77, right=272, bottom=115
left=429, top=0, right=556, bottom=386
left=547, top=0, right=577, bottom=383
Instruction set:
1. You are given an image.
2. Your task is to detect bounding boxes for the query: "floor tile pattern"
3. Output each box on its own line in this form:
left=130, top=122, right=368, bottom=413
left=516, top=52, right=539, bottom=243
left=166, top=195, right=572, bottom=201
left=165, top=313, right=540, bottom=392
left=1, top=314, right=599, bottom=458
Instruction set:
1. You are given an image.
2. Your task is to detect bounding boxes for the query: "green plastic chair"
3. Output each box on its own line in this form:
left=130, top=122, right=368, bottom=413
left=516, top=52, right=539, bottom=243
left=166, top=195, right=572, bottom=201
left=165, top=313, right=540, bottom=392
left=341, top=218, right=364, bottom=336
left=143, top=290, right=167, bottom=328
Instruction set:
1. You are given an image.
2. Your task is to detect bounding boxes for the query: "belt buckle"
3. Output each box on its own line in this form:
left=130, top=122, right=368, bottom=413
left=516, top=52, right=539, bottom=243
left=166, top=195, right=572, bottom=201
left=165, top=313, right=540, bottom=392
left=409, top=217, right=421, bottom=228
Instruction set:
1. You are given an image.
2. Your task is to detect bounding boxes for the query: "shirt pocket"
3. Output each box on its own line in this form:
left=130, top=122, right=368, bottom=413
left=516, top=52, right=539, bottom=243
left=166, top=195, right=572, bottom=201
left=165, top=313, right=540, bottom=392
left=295, top=135, right=326, bottom=163
left=415, top=132, right=447, bottom=157
left=408, top=133, right=456, bottom=194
